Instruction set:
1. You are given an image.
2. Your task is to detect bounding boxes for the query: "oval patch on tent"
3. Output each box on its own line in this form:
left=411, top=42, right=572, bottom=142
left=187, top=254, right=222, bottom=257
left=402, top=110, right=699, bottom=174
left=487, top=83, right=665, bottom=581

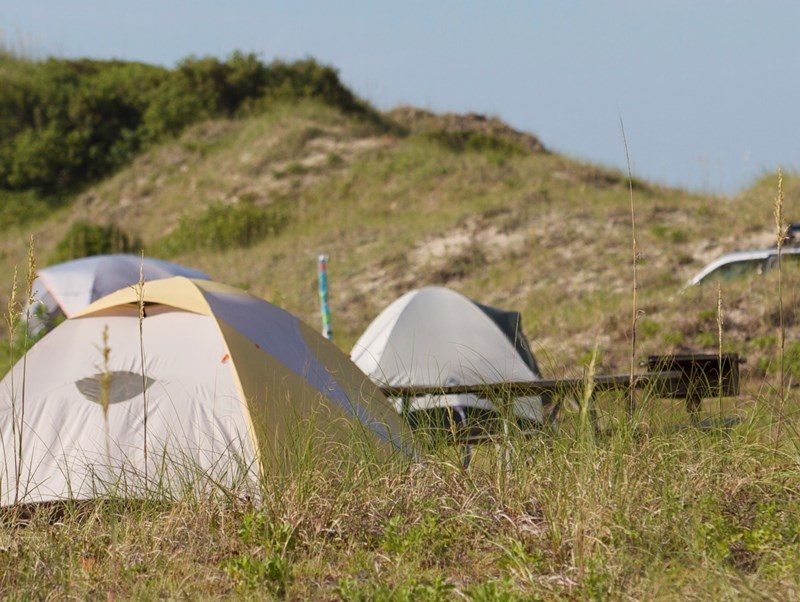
left=75, top=371, right=154, bottom=406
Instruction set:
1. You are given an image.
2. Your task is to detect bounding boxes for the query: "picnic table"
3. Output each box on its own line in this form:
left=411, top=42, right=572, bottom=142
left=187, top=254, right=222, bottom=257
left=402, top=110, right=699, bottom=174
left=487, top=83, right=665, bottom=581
left=380, top=353, right=743, bottom=447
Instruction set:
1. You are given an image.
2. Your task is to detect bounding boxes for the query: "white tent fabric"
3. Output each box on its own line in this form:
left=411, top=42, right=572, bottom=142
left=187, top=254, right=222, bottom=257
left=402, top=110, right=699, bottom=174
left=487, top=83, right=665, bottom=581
left=29, top=254, right=209, bottom=324
left=1, top=307, right=251, bottom=505
left=351, top=286, right=545, bottom=422
left=1, top=278, right=404, bottom=506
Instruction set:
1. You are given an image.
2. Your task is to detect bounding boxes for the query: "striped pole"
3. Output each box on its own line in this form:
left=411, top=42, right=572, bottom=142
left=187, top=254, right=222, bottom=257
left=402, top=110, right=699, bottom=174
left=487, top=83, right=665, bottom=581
left=318, top=254, right=333, bottom=340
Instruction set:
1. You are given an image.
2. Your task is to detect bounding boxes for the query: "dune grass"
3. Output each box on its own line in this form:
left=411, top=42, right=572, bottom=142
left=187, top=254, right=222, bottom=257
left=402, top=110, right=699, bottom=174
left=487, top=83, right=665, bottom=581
left=2, top=402, right=800, bottom=600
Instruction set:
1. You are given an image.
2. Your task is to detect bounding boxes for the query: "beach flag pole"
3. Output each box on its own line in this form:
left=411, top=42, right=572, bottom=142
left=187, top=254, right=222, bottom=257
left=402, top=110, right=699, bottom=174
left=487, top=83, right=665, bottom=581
left=318, top=254, right=333, bottom=340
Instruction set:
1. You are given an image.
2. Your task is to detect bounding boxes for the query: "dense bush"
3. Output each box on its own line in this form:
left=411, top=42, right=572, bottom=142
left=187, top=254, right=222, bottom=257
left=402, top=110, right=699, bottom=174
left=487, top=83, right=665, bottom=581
left=155, top=199, right=289, bottom=256
left=423, top=130, right=526, bottom=159
left=0, top=188, right=50, bottom=227
left=0, top=53, right=379, bottom=199
left=50, top=220, right=142, bottom=262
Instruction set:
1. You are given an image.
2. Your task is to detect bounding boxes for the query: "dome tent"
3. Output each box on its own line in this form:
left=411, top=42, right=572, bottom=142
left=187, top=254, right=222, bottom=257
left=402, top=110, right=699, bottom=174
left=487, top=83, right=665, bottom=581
left=351, top=286, right=547, bottom=432
left=27, top=254, right=210, bottom=333
left=1, top=277, right=405, bottom=506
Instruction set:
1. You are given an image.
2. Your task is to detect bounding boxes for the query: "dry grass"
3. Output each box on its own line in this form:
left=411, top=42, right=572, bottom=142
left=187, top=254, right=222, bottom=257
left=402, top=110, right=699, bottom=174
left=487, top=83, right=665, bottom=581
left=2, top=410, right=800, bottom=599
left=1, top=102, right=796, bottom=369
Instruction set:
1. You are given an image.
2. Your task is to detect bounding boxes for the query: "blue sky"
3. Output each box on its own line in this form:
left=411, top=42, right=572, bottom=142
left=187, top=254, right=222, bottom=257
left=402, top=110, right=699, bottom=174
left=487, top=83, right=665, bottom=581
left=1, top=1, right=798, bottom=193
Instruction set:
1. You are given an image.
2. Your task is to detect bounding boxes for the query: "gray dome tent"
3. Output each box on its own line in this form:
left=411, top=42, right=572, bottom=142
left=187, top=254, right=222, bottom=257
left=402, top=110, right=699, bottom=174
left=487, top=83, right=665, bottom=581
left=27, top=254, right=210, bottom=333
left=351, top=286, right=548, bottom=435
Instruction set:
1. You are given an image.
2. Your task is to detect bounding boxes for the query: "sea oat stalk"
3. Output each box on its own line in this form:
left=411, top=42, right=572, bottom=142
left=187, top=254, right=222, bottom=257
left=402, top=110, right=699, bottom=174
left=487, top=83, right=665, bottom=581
left=774, top=169, right=786, bottom=443
left=5, top=267, right=19, bottom=504
left=137, top=252, right=148, bottom=489
left=717, top=283, right=724, bottom=418
left=620, top=116, right=638, bottom=418
left=15, top=237, right=36, bottom=505
left=100, top=325, right=112, bottom=466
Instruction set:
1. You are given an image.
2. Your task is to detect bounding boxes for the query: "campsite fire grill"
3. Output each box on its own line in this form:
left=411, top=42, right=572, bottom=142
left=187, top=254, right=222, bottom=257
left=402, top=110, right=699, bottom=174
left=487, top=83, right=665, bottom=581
left=380, top=352, right=744, bottom=443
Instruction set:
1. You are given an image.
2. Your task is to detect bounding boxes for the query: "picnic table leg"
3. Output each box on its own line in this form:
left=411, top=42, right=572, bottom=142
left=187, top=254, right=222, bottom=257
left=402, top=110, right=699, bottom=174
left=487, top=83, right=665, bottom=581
left=461, top=443, right=473, bottom=468
left=490, top=394, right=514, bottom=477
left=504, top=418, right=512, bottom=471
left=544, top=395, right=561, bottom=432
left=589, top=393, right=600, bottom=435
left=401, top=394, right=411, bottom=421
left=625, top=386, right=637, bottom=420
left=686, top=390, right=702, bottom=425
left=452, top=406, right=472, bottom=469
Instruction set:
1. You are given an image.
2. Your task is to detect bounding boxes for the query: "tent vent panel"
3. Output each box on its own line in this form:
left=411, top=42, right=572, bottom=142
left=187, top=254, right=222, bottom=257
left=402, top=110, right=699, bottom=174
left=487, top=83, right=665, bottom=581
left=75, top=371, right=155, bottom=405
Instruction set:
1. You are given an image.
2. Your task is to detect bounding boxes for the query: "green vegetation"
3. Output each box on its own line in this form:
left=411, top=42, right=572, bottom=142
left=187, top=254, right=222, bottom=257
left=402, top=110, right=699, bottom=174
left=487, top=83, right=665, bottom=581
left=650, top=224, right=688, bottom=244
left=154, top=199, right=290, bottom=255
left=423, top=130, right=526, bottom=161
left=0, top=320, right=46, bottom=379
left=0, top=52, right=381, bottom=204
left=2, top=413, right=800, bottom=599
left=0, top=188, right=51, bottom=228
left=50, top=221, right=141, bottom=263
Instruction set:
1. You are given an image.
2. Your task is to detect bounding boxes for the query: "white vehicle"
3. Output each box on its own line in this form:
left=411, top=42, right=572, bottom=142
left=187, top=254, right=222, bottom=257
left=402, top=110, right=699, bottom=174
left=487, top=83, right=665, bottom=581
left=687, top=246, right=800, bottom=286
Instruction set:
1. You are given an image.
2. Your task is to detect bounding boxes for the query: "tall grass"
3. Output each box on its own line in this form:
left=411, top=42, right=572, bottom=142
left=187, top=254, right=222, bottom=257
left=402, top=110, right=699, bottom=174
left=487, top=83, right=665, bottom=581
left=717, top=283, right=725, bottom=418
left=136, top=256, right=148, bottom=488
left=2, top=406, right=800, bottom=599
left=3, top=267, right=20, bottom=506
left=0, top=293, right=798, bottom=599
left=774, top=169, right=787, bottom=443
left=14, top=240, right=35, bottom=507
left=3, top=242, right=800, bottom=598
left=620, top=116, right=638, bottom=418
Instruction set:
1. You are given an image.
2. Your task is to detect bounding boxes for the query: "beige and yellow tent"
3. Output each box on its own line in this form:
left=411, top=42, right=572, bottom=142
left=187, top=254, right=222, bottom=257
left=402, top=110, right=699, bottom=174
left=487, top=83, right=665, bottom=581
left=0, top=277, right=405, bottom=506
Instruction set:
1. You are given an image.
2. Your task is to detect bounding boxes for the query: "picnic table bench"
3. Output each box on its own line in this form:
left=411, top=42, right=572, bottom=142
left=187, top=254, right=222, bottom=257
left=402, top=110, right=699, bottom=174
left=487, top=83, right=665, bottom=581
left=380, top=353, right=743, bottom=445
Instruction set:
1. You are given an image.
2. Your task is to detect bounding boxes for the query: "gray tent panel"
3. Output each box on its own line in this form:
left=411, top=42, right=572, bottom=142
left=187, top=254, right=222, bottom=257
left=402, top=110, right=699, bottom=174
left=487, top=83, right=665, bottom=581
left=471, top=301, right=542, bottom=378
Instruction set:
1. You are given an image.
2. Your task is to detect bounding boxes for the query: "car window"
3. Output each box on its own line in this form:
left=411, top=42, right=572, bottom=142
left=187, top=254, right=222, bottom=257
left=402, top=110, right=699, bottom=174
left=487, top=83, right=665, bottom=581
left=700, top=258, right=767, bottom=283
left=766, top=252, right=800, bottom=271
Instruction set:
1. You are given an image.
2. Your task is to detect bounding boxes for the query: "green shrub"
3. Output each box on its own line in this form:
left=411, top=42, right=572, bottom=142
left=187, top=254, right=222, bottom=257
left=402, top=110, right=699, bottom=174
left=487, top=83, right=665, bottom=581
left=50, top=220, right=142, bottom=262
left=273, top=161, right=310, bottom=179
left=222, top=553, right=290, bottom=594
left=155, top=200, right=289, bottom=255
left=0, top=53, right=381, bottom=197
left=638, top=317, right=661, bottom=338
left=0, top=58, right=166, bottom=192
left=752, top=334, right=777, bottom=350
left=260, top=58, right=374, bottom=117
left=650, top=224, right=689, bottom=244
left=782, top=341, right=800, bottom=381
left=335, top=575, right=454, bottom=601
left=663, top=331, right=685, bottom=347
left=0, top=188, right=50, bottom=228
left=694, top=332, right=717, bottom=347
left=326, top=152, right=344, bottom=167
left=223, top=512, right=295, bottom=595
left=423, top=130, right=525, bottom=158
left=0, top=318, right=52, bottom=376
left=465, top=579, right=519, bottom=602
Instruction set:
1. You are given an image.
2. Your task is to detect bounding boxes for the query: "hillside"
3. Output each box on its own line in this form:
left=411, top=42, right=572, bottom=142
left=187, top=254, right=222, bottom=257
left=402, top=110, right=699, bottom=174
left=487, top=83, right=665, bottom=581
left=4, top=57, right=800, bottom=600
left=2, top=96, right=797, bottom=380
